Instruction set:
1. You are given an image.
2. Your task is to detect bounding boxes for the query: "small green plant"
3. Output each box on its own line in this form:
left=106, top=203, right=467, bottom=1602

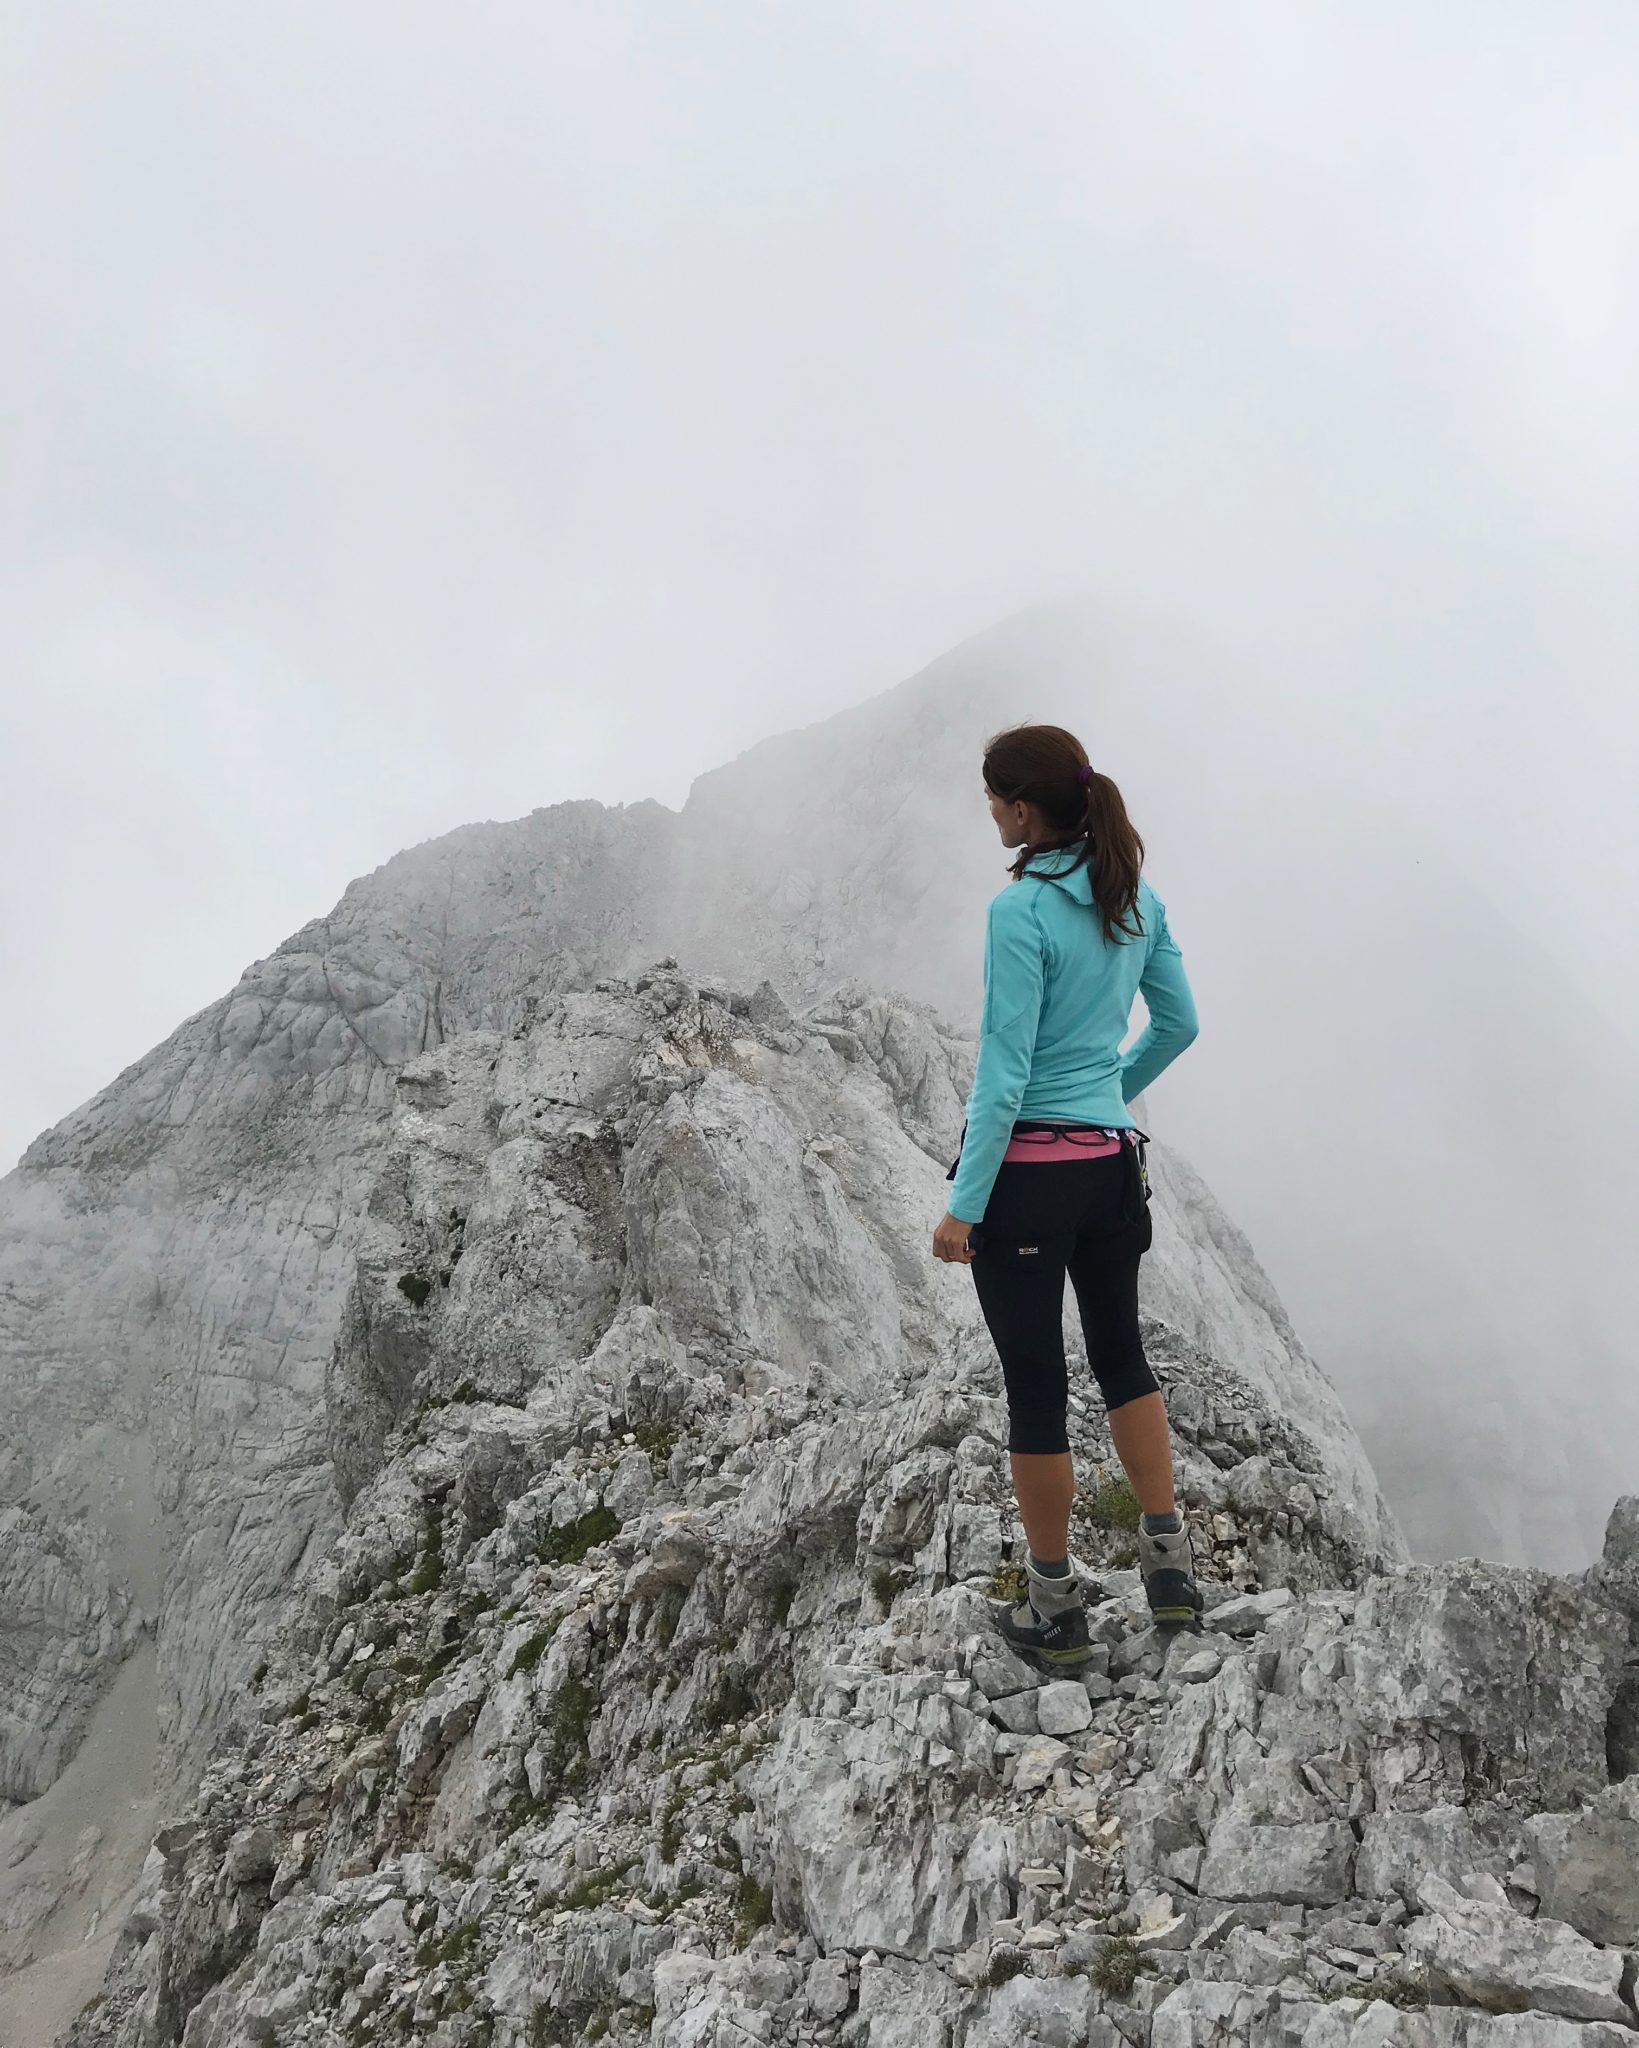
left=541, top=1676, right=599, bottom=1789
left=985, top=1946, right=1029, bottom=1987
left=654, top=1583, right=686, bottom=1648
left=539, top=1505, right=621, bottom=1568
left=407, top=1501, right=444, bottom=1595
left=627, top=1418, right=680, bottom=1468
left=1087, top=1936, right=1151, bottom=1997
left=733, top=1873, right=774, bottom=1945
left=558, top=1866, right=626, bottom=1912
left=359, top=1692, right=394, bottom=1736
left=509, top=1619, right=561, bottom=1678
left=398, top=1272, right=434, bottom=1308
left=659, top=1787, right=689, bottom=1861
left=1081, top=1470, right=1141, bottom=1534
left=527, top=1993, right=604, bottom=2047
left=1108, top=1543, right=1139, bottom=1569
left=870, top=1566, right=913, bottom=1611
left=1321, top=1971, right=1429, bottom=2009
left=415, top=1917, right=481, bottom=1971
left=423, top=1638, right=464, bottom=1682
left=989, top=1562, right=1028, bottom=1602
left=501, top=1788, right=552, bottom=1837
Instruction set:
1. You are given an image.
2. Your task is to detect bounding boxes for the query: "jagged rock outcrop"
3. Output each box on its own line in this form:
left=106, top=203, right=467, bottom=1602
left=2, top=637, right=1632, bottom=2048
left=65, top=1450, right=1638, bottom=2045
left=43, top=961, right=1637, bottom=2048
left=0, top=888, right=1400, bottom=2034
left=315, top=966, right=1399, bottom=1561
left=0, top=606, right=1622, bottom=1917
left=0, top=1506, right=141, bottom=1803
left=1575, top=1498, right=1639, bottom=1782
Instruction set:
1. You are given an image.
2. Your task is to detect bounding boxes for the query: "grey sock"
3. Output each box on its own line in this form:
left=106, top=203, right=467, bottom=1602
left=1025, top=1549, right=1081, bottom=1618
left=1141, top=1510, right=1182, bottom=1534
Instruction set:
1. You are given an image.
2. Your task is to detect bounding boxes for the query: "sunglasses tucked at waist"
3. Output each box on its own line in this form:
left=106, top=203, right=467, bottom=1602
left=999, top=1122, right=1145, bottom=1164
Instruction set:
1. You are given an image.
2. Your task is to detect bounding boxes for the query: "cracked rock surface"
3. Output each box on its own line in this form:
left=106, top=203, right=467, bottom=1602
left=14, top=962, right=1629, bottom=2048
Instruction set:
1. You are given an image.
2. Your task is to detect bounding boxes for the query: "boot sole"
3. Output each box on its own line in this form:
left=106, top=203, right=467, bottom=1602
left=1007, top=1641, right=1098, bottom=1669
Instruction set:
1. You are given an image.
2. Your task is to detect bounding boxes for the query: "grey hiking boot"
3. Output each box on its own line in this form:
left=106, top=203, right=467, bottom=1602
left=990, top=1552, right=1099, bottom=1672
left=1138, top=1513, right=1205, bottom=1630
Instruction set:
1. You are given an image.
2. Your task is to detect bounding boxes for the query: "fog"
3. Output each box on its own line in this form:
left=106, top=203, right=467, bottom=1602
left=4, top=7, right=1637, bottom=1560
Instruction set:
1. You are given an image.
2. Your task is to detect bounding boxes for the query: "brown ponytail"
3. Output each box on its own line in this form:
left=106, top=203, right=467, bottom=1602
left=981, top=721, right=1146, bottom=945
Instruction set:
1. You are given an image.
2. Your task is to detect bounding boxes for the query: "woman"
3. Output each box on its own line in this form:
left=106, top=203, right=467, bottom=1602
left=931, top=722, right=1202, bottom=1670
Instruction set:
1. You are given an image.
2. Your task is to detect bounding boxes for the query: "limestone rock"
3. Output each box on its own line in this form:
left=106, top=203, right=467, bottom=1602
left=1402, top=1871, right=1632, bottom=2023
left=1036, top=1682, right=1094, bottom=1737
left=1576, top=1495, right=1639, bottom=1782
left=222, top=1826, right=275, bottom=1887
left=962, top=1970, right=1096, bottom=2047
left=1197, top=1816, right=1356, bottom=1907
left=1355, top=1805, right=1518, bottom=1907
left=1522, top=1779, right=1639, bottom=1948
left=16, top=960, right=1631, bottom=2048
left=0, top=1504, right=140, bottom=1802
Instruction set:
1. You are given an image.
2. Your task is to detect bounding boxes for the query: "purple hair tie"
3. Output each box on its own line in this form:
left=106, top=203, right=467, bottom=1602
left=1078, top=764, right=1095, bottom=785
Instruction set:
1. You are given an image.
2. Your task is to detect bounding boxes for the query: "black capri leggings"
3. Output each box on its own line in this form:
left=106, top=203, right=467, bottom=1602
left=967, top=1131, right=1159, bottom=1455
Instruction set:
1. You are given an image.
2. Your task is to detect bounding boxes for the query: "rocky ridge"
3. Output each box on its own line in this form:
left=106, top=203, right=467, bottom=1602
left=51, top=962, right=1638, bottom=2048
left=0, top=916, right=1394, bottom=2028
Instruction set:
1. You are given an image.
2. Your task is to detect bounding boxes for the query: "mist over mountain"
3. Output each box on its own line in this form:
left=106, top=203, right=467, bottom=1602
left=659, top=601, right=1639, bottom=1573
left=3, top=605, right=1635, bottom=2036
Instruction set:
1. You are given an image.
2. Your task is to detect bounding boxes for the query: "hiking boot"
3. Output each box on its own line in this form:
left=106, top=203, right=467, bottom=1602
left=1138, top=1513, right=1205, bottom=1631
left=990, top=1553, right=1098, bottom=1672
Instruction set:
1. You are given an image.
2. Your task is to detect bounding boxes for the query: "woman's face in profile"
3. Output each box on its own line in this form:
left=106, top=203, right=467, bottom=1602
left=985, top=781, right=1025, bottom=847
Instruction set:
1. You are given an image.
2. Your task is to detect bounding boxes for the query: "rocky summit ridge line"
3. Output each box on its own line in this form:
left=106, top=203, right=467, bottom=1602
left=24, top=961, right=1638, bottom=2048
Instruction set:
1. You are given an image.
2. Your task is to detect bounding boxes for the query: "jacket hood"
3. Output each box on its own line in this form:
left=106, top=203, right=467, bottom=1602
left=1022, top=843, right=1096, bottom=905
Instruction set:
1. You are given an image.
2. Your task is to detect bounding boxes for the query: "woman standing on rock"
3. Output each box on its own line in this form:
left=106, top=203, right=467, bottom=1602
left=931, top=722, right=1203, bottom=1667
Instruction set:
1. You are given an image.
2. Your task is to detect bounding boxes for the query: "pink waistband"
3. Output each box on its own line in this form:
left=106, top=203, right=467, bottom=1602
left=1001, top=1127, right=1126, bottom=1163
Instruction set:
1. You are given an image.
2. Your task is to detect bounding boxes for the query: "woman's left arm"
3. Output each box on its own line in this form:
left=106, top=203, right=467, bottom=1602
left=944, top=890, right=1047, bottom=1227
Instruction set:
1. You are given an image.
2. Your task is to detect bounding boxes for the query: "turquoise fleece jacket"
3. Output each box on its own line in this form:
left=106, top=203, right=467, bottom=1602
left=946, top=845, right=1200, bottom=1223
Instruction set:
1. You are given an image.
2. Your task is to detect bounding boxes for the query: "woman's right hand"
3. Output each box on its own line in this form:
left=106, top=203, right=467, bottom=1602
left=932, top=1212, right=978, bottom=1263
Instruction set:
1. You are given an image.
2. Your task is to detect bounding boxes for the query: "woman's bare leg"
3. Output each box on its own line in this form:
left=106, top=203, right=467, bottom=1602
left=1010, top=1390, right=1178, bottom=1569
left=1009, top=1450, right=1075, bottom=1560
left=1107, top=1391, right=1177, bottom=1516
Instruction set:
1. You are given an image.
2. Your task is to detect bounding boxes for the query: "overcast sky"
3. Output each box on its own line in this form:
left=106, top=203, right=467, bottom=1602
left=4, top=1, right=1637, bottom=1175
